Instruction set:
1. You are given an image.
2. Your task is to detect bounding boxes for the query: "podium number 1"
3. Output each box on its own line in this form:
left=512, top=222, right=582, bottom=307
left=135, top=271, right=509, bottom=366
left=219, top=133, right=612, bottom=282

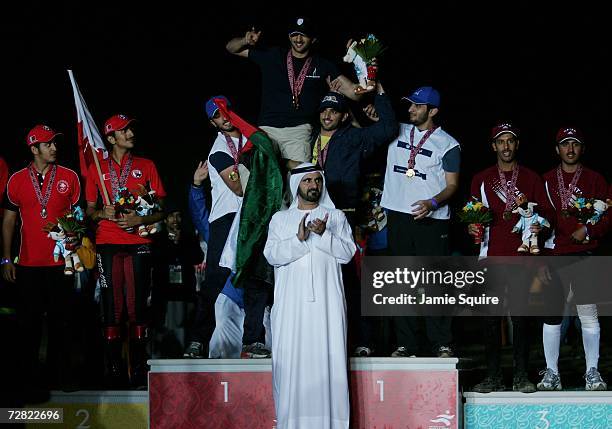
left=376, top=380, right=384, bottom=402
left=221, top=381, right=229, bottom=402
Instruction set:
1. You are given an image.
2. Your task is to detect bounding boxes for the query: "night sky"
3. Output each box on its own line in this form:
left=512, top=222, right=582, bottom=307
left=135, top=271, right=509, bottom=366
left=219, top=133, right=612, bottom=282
left=2, top=2, right=610, bottom=216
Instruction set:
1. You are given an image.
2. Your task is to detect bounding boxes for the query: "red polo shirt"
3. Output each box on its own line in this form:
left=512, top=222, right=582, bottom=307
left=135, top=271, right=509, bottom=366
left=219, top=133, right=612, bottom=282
left=85, top=154, right=166, bottom=245
left=543, top=166, right=608, bottom=254
left=0, top=157, right=8, bottom=217
left=6, top=164, right=81, bottom=267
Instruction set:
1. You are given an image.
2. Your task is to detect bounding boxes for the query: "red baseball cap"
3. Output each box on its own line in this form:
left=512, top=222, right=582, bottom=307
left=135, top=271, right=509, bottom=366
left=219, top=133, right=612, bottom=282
left=490, top=121, right=519, bottom=140
left=556, top=126, right=584, bottom=144
left=26, top=124, right=62, bottom=146
left=104, top=114, right=135, bottom=136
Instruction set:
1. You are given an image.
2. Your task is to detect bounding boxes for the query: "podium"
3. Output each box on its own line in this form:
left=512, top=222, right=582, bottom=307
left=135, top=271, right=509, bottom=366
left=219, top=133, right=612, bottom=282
left=464, top=391, right=612, bottom=428
left=149, top=357, right=459, bottom=429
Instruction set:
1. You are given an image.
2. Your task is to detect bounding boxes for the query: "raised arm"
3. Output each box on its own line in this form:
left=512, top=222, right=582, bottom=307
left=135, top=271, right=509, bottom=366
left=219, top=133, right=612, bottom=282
left=226, top=27, right=262, bottom=58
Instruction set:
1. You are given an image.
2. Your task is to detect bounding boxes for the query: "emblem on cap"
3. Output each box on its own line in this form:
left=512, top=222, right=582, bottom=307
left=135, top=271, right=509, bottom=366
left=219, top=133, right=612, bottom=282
left=322, top=95, right=338, bottom=103
left=132, top=170, right=143, bottom=179
left=119, top=114, right=127, bottom=120
left=564, top=128, right=576, bottom=135
left=43, top=125, right=51, bottom=131
left=29, top=136, right=37, bottom=143
left=297, top=18, right=304, bottom=25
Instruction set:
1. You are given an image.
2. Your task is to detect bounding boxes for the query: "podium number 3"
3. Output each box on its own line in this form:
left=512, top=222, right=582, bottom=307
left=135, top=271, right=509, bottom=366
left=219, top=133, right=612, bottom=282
left=376, top=380, right=384, bottom=402
left=221, top=381, right=229, bottom=402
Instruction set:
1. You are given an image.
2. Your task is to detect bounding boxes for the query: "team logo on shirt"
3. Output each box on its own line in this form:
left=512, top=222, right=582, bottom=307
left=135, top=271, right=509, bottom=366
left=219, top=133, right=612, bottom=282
left=132, top=169, right=143, bottom=179
left=57, top=180, right=69, bottom=194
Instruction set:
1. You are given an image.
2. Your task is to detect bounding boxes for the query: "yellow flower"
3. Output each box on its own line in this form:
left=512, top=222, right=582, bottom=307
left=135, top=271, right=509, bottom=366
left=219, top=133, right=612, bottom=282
left=474, top=202, right=483, bottom=210
left=586, top=203, right=592, bottom=209
left=119, top=198, right=125, bottom=205
left=463, top=206, right=469, bottom=212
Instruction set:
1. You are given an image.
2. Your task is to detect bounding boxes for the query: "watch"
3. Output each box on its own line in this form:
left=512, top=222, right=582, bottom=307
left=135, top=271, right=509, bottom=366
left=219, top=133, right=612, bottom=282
left=1, top=258, right=11, bottom=265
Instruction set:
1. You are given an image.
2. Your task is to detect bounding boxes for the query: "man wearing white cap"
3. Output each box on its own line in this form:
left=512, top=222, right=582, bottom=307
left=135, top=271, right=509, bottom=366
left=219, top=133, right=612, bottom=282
left=264, top=163, right=356, bottom=429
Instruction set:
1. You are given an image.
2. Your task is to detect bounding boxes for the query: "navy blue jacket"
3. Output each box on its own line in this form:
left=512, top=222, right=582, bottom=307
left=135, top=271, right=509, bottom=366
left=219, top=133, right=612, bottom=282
left=312, top=94, right=399, bottom=212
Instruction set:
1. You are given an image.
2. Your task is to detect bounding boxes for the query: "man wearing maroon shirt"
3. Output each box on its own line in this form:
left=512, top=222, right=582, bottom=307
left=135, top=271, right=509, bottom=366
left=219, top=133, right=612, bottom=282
left=536, top=127, right=607, bottom=391
left=1, top=125, right=81, bottom=391
left=85, top=114, right=166, bottom=388
left=468, top=121, right=553, bottom=393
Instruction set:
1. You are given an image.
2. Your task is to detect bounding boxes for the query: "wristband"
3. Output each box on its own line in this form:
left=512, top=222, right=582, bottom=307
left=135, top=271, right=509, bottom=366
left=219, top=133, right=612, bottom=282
left=430, top=198, right=439, bottom=211
left=192, top=182, right=203, bottom=188
left=1, top=258, right=11, bottom=265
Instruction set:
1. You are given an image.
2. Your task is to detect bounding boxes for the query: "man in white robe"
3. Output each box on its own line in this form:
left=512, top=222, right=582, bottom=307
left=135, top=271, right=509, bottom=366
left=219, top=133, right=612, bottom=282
left=264, top=163, right=356, bottom=429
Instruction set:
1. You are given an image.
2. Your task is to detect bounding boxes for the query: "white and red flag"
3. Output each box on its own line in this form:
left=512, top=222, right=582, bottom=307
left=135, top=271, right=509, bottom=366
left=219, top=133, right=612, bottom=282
left=67, top=70, right=110, bottom=203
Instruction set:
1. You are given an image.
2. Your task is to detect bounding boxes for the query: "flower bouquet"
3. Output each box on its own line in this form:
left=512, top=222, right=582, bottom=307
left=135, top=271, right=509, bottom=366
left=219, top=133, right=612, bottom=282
left=43, top=207, right=87, bottom=274
left=343, top=34, right=387, bottom=94
left=134, top=182, right=162, bottom=237
left=114, top=187, right=138, bottom=216
left=566, top=196, right=608, bottom=243
left=457, top=197, right=493, bottom=244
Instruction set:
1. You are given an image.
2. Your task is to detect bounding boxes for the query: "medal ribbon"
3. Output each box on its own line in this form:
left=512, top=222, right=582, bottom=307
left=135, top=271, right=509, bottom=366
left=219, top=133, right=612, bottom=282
left=108, top=154, right=133, bottom=200
left=408, top=126, right=439, bottom=171
left=224, top=133, right=243, bottom=174
left=315, top=135, right=329, bottom=168
left=287, top=51, right=313, bottom=109
left=28, top=163, right=57, bottom=216
left=497, top=165, right=520, bottom=213
left=556, top=164, right=583, bottom=210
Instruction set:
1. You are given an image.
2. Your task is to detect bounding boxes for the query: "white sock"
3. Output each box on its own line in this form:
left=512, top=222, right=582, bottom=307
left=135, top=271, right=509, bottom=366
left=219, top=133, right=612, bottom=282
left=577, top=304, right=600, bottom=370
left=543, top=323, right=561, bottom=374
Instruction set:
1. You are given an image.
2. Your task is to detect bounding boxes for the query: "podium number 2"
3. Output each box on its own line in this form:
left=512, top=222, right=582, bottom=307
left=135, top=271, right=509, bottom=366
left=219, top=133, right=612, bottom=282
left=221, top=381, right=229, bottom=402
left=376, top=380, right=384, bottom=402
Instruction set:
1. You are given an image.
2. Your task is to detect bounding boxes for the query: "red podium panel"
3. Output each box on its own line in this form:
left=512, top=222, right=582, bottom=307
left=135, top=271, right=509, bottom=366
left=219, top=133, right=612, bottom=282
left=149, top=358, right=458, bottom=429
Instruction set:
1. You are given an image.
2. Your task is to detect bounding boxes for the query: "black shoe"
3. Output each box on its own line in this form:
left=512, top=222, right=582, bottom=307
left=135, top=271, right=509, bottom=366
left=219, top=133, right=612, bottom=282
left=437, top=346, right=454, bottom=358
left=473, top=375, right=505, bottom=393
left=513, top=373, right=536, bottom=393
left=104, top=340, right=128, bottom=389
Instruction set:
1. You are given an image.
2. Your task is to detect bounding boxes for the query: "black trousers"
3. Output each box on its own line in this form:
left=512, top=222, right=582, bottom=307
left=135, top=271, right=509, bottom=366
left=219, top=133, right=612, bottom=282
left=482, top=265, right=534, bottom=376
left=243, top=279, right=273, bottom=345
left=387, top=210, right=452, bottom=354
left=97, top=244, right=152, bottom=326
left=16, top=265, right=74, bottom=388
left=190, top=213, right=234, bottom=346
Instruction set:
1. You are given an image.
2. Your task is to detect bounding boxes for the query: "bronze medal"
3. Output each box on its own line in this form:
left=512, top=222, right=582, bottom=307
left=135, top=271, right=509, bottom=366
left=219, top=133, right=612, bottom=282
left=406, top=168, right=416, bottom=178
left=229, top=170, right=238, bottom=182
left=503, top=211, right=512, bottom=221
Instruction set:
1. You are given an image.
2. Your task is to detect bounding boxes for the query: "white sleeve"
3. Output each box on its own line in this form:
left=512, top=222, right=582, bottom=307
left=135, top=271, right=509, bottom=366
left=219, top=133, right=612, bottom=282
left=263, top=214, right=309, bottom=267
left=315, top=212, right=357, bottom=264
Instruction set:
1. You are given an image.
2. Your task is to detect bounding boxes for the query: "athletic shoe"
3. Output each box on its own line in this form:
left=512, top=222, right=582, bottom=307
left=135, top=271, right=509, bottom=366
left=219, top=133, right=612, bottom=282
left=353, top=346, right=373, bottom=357
left=391, top=346, right=416, bottom=357
left=537, top=368, right=562, bottom=391
left=183, top=341, right=204, bottom=359
left=473, top=375, right=505, bottom=393
left=513, top=373, right=536, bottom=393
left=437, top=346, right=454, bottom=358
left=242, top=342, right=271, bottom=358
left=585, top=367, right=607, bottom=391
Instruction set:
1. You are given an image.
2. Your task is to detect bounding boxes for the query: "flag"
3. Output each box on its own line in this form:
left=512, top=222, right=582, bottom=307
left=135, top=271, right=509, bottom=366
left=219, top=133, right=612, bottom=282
left=215, top=98, right=283, bottom=289
left=67, top=70, right=108, bottom=185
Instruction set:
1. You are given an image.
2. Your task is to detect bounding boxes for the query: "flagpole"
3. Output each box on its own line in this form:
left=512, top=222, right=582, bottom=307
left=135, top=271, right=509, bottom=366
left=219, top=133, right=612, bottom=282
left=67, top=70, right=111, bottom=206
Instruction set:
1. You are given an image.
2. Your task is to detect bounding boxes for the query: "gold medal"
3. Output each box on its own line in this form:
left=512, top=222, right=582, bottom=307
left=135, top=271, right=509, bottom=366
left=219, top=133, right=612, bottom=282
left=406, top=168, right=416, bottom=178
left=229, top=170, right=238, bottom=182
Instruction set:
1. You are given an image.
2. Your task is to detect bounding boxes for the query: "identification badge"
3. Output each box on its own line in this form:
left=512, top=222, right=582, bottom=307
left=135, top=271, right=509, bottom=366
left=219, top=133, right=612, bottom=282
left=169, top=264, right=183, bottom=284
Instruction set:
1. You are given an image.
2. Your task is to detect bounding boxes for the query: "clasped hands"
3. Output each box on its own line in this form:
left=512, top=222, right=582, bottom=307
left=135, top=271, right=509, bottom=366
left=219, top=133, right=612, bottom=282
left=297, top=213, right=329, bottom=241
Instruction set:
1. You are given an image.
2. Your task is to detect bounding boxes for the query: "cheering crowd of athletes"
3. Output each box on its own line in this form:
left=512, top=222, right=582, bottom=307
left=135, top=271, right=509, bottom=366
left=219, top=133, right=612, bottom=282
left=1, top=16, right=611, bottom=403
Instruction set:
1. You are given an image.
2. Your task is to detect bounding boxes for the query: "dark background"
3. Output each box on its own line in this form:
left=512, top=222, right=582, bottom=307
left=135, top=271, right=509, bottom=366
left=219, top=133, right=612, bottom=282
left=2, top=2, right=610, bottom=213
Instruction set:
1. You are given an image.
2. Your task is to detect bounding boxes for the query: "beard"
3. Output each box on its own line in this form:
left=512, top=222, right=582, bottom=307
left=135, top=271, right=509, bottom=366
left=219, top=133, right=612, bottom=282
left=298, top=187, right=320, bottom=203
